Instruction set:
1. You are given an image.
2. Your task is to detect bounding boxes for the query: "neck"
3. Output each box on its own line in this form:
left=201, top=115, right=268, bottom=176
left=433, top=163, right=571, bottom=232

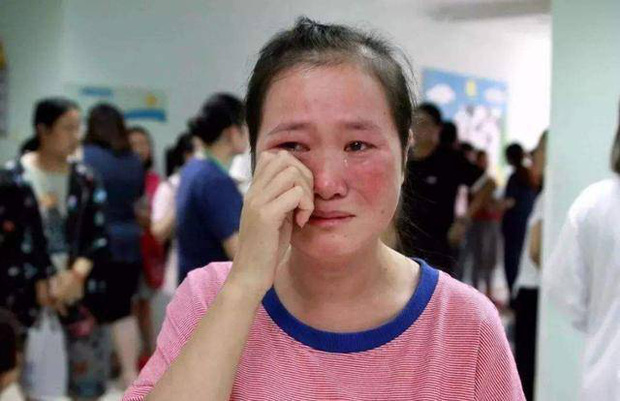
left=205, top=142, right=232, bottom=170
left=412, top=141, right=437, bottom=159
left=279, top=241, right=394, bottom=306
left=31, top=150, right=69, bottom=173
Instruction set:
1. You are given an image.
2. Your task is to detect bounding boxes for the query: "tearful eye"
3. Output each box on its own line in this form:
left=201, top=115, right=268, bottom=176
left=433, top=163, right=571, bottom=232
left=345, top=141, right=371, bottom=152
left=278, top=142, right=306, bottom=152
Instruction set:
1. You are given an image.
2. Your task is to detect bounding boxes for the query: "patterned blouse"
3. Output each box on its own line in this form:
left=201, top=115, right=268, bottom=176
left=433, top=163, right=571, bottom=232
left=0, top=158, right=109, bottom=327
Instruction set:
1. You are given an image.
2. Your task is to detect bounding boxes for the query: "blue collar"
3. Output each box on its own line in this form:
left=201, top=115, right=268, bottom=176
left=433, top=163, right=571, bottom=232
left=261, top=259, right=439, bottom=353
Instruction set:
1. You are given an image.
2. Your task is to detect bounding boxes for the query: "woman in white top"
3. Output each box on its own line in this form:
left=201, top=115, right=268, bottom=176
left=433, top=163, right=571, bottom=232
left=151, top=133, right=196, bottom=295
left=544, top=104, right=620, bottom=400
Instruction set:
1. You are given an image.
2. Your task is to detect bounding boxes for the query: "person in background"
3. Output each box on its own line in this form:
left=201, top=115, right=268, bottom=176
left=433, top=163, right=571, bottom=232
left=460, top=141, right=477, bottom=164
left=128, top=126, right=162, bottom=369
left=229, top=150, right=253, bottom=195
left=2, top=98, right=110, bottom=400
left=151, top=133, right=195, bottom=296
left=0, top=309, right=24, bottom=401
left=175, top=93, right=247, bottom=283
left=512, top=132, right=546, bottom=401
left=439, top=121, right=459, bottom=150
left=82, top=103, right=144, bottom=388
left=400, top=103, right=496, bottom=275
left=468, top=150, right=504, bottom=303
left=544, top=103, right=620, bottom=400
left=502, top=142, right=538, bottom=295
left=125, top=18, right=523, bottom=400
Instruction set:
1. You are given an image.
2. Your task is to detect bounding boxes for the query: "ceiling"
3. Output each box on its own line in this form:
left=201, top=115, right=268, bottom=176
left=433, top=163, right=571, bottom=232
left=383, top=0, right=551, bottom=39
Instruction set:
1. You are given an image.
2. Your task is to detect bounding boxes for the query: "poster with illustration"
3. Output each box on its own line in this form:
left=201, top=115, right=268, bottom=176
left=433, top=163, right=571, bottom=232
left=422, top=68, right=508, bottom=174
left=65, top=84, right=168, bottom=123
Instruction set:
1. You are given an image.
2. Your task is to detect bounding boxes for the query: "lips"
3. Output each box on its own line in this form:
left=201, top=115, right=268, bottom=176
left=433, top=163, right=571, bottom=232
left=307, top=210, right=354, bottom=227
left=310, top=210, right=354, bottom=219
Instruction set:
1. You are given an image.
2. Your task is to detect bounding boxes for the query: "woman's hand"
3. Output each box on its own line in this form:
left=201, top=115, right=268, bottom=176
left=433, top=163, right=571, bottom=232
left=50, top=270, right=85, bottom=315
left=228, top=150, right=314, bottom=296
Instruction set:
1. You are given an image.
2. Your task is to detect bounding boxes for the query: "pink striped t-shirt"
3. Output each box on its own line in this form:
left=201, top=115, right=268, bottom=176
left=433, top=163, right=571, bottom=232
left=124, top=260, right=524, bottom=400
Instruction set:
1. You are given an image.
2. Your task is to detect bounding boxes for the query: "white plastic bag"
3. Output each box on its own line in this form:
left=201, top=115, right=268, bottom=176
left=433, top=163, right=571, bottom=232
left=21, top=307, right=68, bottom=399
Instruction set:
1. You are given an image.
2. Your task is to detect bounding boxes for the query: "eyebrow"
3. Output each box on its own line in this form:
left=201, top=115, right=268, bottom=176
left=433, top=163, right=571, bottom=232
left=266, top=119, right=382, bottom=136
left=266, top=121, right=312, bottom=136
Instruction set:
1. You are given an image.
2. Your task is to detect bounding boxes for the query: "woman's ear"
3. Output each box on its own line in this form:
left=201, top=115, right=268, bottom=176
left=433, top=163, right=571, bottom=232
left=401, top=129, right=414, bottom=185
left=221, top=126, right=234, bottom=145
left=36, top=123, right=48, bottom=137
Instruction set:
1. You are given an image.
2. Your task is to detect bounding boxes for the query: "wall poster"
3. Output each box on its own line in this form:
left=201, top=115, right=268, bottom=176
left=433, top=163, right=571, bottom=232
left=422, top=68, right=508, bottom=175
left=65, top=84, right=168, bottom=123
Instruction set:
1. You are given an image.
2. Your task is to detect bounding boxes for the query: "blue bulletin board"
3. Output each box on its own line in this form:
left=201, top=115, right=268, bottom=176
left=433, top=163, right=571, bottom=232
left=422, top=68, right=508, bottom=173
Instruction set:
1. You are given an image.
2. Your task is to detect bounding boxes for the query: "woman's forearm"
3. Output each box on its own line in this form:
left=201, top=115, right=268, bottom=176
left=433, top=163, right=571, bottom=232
left=146, top=278, right=264, bottom=401
left=151, top=210, right=175, bottom=244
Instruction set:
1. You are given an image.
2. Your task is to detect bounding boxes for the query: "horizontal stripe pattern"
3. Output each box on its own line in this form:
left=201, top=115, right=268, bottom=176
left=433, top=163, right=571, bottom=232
left=124, top=262, right=524, bottom=400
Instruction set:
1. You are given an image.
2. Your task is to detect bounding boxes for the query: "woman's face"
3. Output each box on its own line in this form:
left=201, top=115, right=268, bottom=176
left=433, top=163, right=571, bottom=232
left=40, top=108, right=81, bottom=159
left=412, top=110, right=440, bottom=148
left=129, top=130, right=152, bottom=164
left=256, top=63, right=404, bottom=258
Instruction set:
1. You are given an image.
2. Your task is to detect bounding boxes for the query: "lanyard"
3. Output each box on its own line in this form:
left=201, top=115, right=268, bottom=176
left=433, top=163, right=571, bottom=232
left=202, top=149, right=229, bottom=174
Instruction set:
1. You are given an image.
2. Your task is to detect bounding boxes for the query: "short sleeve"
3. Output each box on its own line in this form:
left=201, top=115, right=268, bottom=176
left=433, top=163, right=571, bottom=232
left=543, top=211, right=589, bottom=331
left=123, top=263, right=231, bottom=400
left=474, top=310, right=526, bottom=400
left=151, top=181, right=175, bottom=223
left=196, top=174, right=242, bottom=241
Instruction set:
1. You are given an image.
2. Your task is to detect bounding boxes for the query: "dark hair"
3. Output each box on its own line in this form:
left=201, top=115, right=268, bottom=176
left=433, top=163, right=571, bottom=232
left=440, top=121, right=458, bottom=147
left=505, top=142, right=525, bottom=167
left=245, top=17, right=415, bottom=168
left=188, top=93, right=245, bottom=146
left=84, top=103, right=130, bottom=152
left=611, top=102, right=620, bottom=174
left=416, top=102, right=442, bottom=127
left=26, top=97, right=79, bottom=152
left=0, top=309, right=21, bottom=375
left=20, top=136, right=40, bottom=155
left=165, top=132, right=195, bottom=177
left=128, top=125, right=154, bottom=170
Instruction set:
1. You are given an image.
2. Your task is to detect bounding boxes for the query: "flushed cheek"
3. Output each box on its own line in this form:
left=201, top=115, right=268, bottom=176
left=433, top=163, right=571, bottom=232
left=346, top=153, right=401, bottom=210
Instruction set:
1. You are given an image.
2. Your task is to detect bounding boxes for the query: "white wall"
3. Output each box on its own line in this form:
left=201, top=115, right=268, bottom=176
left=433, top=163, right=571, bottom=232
left=0, top=0, right=65, bottom=163
left=0, top=0, right=551, bottom=169
left=537, top=1, right=620, bottom=400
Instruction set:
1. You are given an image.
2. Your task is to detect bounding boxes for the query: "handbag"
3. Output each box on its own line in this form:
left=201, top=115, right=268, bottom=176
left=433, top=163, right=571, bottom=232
left=20, top=307, right=68, bottom=399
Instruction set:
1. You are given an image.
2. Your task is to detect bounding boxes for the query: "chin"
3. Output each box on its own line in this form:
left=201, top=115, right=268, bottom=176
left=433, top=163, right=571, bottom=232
left=290, top=229, right=375, bottom=261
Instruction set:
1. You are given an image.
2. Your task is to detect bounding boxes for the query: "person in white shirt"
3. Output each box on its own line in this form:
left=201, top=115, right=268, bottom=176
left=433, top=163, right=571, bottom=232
left=151, top=133, right=196, bottom=296
left=544, top=103, right=620, bottom=400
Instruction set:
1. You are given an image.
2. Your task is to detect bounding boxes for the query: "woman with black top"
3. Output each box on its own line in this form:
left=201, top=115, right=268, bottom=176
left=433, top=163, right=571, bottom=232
left=0, top=97, right=110, bottom=399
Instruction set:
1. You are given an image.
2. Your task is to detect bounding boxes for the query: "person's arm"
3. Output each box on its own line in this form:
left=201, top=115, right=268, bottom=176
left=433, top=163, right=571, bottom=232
left=150, top=181, right=176, bottom=244
left=448, top=176, right=496, bottom=247
left=466, top=178, right=496, bottom=220
left=474, top=310, right=526, bottom=400
left=151, top=212, right=174, bottom=243
left=543, top=209, right=589, bottom=331
left=528, top=220, right=542, bottom=268
left=17, top=182, right=56, bottom=307
left=124, top=151, right=314, bottom=401
left=222, top=233, right=239, bottom=260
